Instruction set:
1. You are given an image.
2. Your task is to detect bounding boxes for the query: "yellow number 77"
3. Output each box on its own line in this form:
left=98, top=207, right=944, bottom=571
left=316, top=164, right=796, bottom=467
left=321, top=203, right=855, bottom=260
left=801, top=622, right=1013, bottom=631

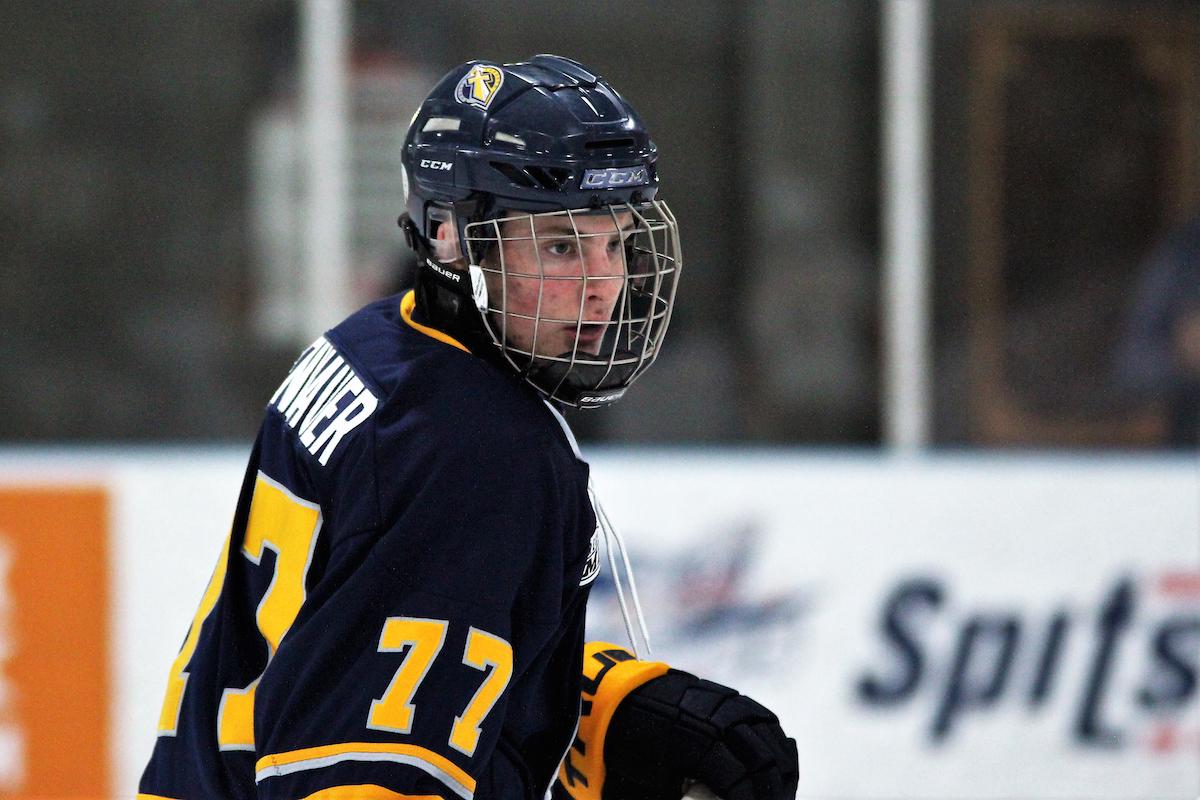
left=367, top=618, right=513, bottom=757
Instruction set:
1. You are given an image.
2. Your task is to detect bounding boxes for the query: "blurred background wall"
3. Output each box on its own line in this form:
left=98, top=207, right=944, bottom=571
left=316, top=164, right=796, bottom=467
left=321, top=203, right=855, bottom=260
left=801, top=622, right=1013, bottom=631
left=4, top=0, right=1195, bottom=449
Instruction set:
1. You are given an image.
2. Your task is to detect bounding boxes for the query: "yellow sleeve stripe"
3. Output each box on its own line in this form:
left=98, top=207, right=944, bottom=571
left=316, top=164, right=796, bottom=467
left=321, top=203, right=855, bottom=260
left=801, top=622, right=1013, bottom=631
left=256, top=741, right=475, bottom=800
left=136, top=795, right=180, bottom=800
left=301, top=786, right=445, bottom=800
left=400, top=290, right=470, bottom=353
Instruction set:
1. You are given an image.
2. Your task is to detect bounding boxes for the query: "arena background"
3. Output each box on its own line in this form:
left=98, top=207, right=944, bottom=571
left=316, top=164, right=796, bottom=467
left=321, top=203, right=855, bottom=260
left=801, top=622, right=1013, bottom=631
left=0, top=1, right=1197, bottom=797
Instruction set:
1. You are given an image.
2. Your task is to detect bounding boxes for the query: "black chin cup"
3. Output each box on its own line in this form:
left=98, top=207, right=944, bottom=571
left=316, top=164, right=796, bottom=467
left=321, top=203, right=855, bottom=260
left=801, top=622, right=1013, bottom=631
left=525, top=349, right=643, bottom=408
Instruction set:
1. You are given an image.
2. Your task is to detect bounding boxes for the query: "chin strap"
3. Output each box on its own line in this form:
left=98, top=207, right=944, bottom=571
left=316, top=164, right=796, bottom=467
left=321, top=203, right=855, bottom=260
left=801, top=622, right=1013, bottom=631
left=590, top=480, right=653, bottom=659
left=402, top=213, right=523, bottom=382
left=541, top=401, right=653, bottom=658
left=399, top=213, right=435, bottom=265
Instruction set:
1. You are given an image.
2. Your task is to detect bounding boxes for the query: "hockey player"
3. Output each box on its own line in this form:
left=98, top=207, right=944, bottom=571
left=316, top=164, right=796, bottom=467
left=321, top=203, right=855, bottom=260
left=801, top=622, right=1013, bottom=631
left=140, top=55, right=798, bottom=800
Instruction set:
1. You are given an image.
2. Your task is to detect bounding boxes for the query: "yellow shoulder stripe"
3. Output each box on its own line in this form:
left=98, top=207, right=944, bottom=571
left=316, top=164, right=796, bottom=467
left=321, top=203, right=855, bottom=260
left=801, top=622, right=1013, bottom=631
left=256, top=741, right=475, bottom=799
left=400, top=290, right=470, bottom=353
left=301, top=786, right=445, bottom=800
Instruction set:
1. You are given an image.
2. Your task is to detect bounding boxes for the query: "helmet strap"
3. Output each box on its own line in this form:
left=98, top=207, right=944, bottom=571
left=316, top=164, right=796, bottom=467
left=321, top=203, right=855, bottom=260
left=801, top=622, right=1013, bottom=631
left=403, top=214, right=513, bottom=374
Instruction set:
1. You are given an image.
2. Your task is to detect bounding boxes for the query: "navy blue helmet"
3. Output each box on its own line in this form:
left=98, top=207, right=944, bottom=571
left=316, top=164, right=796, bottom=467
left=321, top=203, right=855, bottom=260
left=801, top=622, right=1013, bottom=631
left=400, top=54, right=681, bottom=408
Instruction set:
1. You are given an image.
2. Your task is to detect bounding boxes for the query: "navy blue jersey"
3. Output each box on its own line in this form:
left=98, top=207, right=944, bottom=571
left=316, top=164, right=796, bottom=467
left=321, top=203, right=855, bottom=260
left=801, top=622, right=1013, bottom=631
left=140, top=291, right=599, bottom=800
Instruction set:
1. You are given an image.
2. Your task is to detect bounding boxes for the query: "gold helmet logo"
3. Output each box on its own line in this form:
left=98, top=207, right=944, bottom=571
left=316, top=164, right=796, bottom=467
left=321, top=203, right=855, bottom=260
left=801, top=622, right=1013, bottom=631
left=455, top=64, right=505, bottom=110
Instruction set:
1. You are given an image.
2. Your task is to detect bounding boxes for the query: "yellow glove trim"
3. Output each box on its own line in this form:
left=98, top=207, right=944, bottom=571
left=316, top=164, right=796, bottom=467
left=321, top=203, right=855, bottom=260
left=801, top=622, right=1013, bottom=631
left=558, top=641, right=670, bottom=800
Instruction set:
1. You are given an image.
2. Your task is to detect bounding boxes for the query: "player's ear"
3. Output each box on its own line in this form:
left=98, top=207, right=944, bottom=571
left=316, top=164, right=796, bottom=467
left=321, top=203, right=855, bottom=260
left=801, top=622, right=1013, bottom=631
left=431, top=212, right=463, bottom=265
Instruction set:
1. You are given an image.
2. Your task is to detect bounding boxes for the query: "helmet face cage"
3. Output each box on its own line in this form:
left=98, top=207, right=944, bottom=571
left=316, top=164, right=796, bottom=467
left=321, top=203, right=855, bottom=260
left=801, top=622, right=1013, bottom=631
left=462, top=200, right=681, bottom=408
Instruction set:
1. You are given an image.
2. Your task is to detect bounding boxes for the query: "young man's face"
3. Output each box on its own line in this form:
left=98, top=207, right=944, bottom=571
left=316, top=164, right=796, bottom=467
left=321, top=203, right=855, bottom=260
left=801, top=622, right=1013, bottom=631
left=484, top=210, right=633, bottom=359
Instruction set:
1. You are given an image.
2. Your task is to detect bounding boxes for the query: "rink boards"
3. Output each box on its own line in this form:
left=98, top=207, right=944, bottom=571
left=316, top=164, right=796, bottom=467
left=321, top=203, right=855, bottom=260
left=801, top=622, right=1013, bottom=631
left=0, top=448, right=1196, bottom=798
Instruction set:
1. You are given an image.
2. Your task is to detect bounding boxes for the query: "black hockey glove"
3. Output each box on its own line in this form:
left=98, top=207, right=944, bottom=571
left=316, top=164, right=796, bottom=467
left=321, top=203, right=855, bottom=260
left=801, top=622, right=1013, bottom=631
left=557, top=642, right=798, bottom=800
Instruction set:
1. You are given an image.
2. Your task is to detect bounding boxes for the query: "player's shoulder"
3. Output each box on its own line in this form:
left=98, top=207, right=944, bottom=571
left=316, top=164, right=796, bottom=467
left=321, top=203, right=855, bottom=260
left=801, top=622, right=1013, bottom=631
left=267, top=291, right=574, bottom=471
left=324, top=292, right=417, bottom=393
left=327, top=292, right=521, bottom=413
left=376, top=331, right=573, bottom=471
left=260, top=294, right=413, bottom=473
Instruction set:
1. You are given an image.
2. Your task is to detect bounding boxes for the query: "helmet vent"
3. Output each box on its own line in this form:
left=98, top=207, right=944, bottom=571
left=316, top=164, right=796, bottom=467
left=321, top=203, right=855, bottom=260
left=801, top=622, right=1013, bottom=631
left=584, top=137, right=635, bottom=151
left=526, top=166, right=571, bottom=190
left=490, top=161, right=537, bottom=189
left=489, top=161, right=571, bottom=191
left=422, top=116, right=461, bottom=132
left=494, top=131, right=526, bottom=148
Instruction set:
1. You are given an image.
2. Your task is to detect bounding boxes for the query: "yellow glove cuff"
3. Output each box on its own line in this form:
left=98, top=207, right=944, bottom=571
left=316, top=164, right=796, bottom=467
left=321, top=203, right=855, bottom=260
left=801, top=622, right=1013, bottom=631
left=558, top=642, right=670, bottom=800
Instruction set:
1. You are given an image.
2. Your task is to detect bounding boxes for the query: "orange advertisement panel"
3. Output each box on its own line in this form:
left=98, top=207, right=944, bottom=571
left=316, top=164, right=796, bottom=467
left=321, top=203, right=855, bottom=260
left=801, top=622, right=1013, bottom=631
left=0, top=488, right=110, bottom=797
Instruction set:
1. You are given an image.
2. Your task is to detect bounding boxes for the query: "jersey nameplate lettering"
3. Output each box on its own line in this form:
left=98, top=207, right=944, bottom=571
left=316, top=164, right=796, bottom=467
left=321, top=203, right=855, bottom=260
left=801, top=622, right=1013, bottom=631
left=270, top=337, right=379, bottom=465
